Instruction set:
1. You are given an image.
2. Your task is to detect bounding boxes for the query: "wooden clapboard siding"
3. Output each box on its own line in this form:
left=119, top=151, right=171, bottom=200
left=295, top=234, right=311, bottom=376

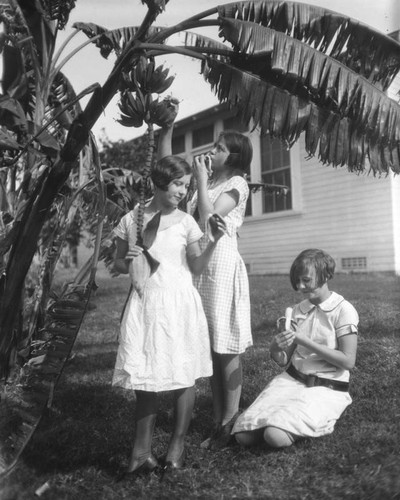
left=239, top=136, right=398, bottom=274
left=391, top=174, right=400, bottom=274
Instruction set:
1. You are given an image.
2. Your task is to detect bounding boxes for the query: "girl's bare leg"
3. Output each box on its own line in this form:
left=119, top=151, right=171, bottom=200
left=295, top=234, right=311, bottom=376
left=210, top=351, right=224, bottom=425
left=219, top=353, right=242, bottom=425
left=127, top=390, right=158, bottom=472
left=210, top=352, right=242, bottom=425
left=165, top=386, right=195, bottom=464
left=235, top=427, right=296, bottom=448
left=235, top=428, right=264, bottom=447
left=263, top=426, right=296, bottom=448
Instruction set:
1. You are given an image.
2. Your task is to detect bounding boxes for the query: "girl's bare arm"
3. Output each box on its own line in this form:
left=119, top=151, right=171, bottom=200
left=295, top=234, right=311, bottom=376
left=293, top=331, right=358, bottom=370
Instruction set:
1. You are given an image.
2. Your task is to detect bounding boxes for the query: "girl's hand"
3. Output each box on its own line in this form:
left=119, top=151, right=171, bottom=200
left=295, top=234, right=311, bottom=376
left=160, top=96, right=179, bottom=129
left=125, top=245, right=144, bottom=260
left=208, top=213, right=227, bottom=242
left=192, top=154, right=211, bottom=184
left=274, top=329, right=296, bottom=349
left=292, top=330, right=308, bottom=346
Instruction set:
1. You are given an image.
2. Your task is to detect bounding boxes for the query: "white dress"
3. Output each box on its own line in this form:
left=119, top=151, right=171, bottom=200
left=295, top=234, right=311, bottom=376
left=190, top=176, right=252, bottom=354
left=112, top=209, right=212, bottom=392
left=232, top=292, right=359, bottom=437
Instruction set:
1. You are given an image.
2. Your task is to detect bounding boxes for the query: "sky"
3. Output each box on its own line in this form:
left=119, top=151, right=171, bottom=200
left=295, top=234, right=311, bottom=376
left=58, top=0, right=400, bottom=143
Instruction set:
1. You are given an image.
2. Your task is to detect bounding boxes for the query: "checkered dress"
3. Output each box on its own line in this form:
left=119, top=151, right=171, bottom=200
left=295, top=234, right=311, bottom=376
left=190, top=176, right=252, bottom=354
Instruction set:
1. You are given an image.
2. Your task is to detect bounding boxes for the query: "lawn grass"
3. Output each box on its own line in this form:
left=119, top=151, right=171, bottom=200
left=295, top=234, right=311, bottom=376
left=1, top=268, right=400, bottom=499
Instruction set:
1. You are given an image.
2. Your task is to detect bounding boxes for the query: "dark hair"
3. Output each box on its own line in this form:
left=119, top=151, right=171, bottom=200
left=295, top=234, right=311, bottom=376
left=218, top=130, right=253, bottom=174
left=289, top=249, right=336, bottom=290
left=151, top=155, right=192, bottom=191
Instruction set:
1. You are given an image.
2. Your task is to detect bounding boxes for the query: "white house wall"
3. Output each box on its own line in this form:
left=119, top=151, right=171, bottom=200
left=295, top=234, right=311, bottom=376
left=391, top=173, right=400, bottom=274
left=240, top=135, right=397, bottom=275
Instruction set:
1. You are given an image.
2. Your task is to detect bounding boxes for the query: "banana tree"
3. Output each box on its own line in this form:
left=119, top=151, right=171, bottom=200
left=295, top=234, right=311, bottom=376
left=2, top=0, right=398, bottom=377
left=0, top=0, right=98, bottom=378
left=76, top=1, right=400, bottom=176
left=0, top=0, right=399, bottom=476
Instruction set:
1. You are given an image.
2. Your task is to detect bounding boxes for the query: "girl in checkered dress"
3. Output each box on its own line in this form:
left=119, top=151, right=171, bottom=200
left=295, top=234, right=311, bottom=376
left=190, top=131, right=253, bottom=449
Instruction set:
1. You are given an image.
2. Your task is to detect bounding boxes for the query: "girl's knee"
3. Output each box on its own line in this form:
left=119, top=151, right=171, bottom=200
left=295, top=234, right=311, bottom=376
left=234, top=430, right=261, bottom=447
left=263, top=427, right=295, bottom=448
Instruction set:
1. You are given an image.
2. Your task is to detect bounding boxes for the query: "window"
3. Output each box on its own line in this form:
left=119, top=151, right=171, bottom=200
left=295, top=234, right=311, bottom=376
left=172, top=135, right=185, bottom=154
left=223, top=115, right=248, bottom=133
left=261, top=135, right=292, bottom=213
left=192, top=124, right=214, bottom=148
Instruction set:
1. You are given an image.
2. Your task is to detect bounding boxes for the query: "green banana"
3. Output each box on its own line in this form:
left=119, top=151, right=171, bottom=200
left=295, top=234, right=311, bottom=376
left=117, top=90, right=146, bottom=128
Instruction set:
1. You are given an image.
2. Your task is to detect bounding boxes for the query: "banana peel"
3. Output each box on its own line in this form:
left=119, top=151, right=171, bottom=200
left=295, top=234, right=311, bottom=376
left=129, top=248, right=159, bottom=297
left=129, top=211, right=161, bottom=297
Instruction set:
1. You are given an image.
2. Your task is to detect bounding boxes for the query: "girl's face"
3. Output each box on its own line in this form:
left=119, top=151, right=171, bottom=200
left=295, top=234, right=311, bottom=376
left=157, top=174, right=191, bottom=208
left=209, top=138, right=230, bottom=171
left=296, top=267, right=330, bottom=305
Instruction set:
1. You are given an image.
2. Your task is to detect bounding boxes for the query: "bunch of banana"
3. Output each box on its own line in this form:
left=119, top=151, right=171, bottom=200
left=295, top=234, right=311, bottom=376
left=145, top=62, right=175, bottom=94
left=117, top=89, right=147, bottom=128
left=124, top=56, right=175, bottom=95
left=149, top=95, right=180, bottom=127
left=118, top=55, right=177, bottom=128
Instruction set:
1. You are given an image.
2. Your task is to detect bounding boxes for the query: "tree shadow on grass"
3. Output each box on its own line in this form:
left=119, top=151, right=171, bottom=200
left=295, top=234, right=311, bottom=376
left=22, top=381, right=136, bottom=477
left=20, top=350, right=218, bottom=479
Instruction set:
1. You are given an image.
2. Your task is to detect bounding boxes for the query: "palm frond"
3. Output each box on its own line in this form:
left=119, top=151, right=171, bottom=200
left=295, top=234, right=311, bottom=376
left=202, top=57, right=400, bottom=175
left=217, top=1, right=400, bottom=90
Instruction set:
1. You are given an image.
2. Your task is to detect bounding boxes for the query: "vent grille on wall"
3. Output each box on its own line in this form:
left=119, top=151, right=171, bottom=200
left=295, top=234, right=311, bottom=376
left=341, top=257, right=367, bottom=271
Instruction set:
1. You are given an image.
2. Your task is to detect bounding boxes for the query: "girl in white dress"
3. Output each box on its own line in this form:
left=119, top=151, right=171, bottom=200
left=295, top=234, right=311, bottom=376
left=190, top=131, right=253, bottom=449
left=112, top=123, right=226, bottom=478
left=232, top=249, right=359, bottom=448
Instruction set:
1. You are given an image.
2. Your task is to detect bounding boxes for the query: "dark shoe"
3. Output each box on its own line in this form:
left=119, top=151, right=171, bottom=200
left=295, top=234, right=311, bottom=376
left=200, top=423, right=222, bottom=449
left=162, top=448, right=186, bottom=476
left=209, top=413, right=239, bottom=451
left=116, top=455, right=159, bottom=481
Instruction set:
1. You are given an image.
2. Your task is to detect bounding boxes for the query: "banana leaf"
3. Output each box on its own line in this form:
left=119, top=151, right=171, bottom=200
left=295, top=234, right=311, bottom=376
left=201, top=57, right=400, bottom=174
left=216, top=1, right=400, bottom=90
left=214, top=18, right=400, bottom=147
left=0, top=135, right=105, bottom=478
left=73, top=22, right=164, bottom=59
left=38, top=0, right=76, bottom=29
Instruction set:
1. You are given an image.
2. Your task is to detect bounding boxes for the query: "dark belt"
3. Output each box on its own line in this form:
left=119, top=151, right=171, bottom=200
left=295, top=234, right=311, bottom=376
left=286, top=364, right=349, bottom=392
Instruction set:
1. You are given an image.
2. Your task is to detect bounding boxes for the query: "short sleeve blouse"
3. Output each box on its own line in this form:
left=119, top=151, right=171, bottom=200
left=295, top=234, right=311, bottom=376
left=290, top=292, right=359, bottom=381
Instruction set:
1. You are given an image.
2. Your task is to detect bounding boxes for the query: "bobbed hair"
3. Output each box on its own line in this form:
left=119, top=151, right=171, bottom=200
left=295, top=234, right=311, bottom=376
left=218, top=130, right=253, bottom=174
left=289, top=249, right=336, bottom=291
left=151, top=155, right=192, bottom=191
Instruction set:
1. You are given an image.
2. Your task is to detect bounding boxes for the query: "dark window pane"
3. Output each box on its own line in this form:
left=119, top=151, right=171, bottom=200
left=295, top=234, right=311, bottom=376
left=192, top=124, right=214, bottom=148
left=272, top=148, right=281, bottom=166
left=260, top=135, right=292, bottom=214
left=282, top=147, right=290, bottom=166
left=262, top=171, right=292, bottom=213
left=245, top=192, right=252, bottom=216
left=172, top=135, right=185, bottom=154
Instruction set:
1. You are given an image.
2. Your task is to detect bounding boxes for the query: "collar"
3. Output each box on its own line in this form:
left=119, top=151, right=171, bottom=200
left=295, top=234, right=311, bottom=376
left=298, top=291, right=344, bottom=314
